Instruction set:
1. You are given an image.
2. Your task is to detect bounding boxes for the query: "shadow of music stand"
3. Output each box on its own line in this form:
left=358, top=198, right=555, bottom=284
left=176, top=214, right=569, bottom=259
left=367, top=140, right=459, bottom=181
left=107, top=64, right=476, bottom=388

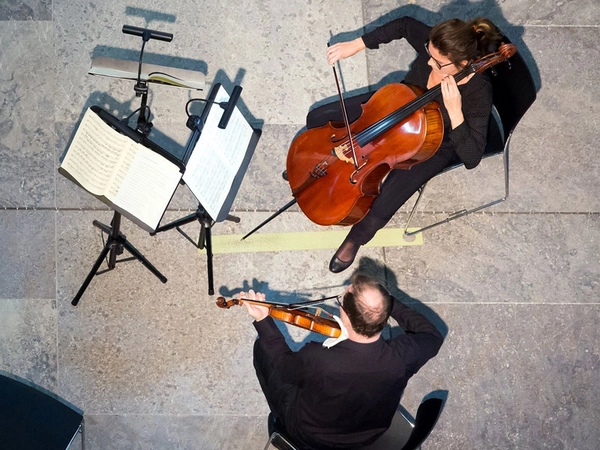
left=62, top=25, right=201, bottom=306
left=152, top=83, right=261, bottom=295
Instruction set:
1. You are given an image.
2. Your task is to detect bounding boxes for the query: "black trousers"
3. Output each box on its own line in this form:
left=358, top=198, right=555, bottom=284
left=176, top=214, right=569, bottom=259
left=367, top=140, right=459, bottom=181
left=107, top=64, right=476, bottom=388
left=253, top=340, right=296, bottom=430
left=306, top=94, right=455, bottom=245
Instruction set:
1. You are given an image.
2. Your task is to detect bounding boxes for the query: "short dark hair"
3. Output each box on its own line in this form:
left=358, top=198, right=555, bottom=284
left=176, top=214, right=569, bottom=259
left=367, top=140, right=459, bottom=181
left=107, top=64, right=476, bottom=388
left=343, top=273, right=391, bottom=338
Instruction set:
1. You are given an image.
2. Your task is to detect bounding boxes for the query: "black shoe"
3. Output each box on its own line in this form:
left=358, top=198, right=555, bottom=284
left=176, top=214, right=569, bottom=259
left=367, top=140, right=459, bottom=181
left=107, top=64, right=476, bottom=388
left=329, top=239, right=359, bottom=273
left=282, top=170, right=288, bottom=181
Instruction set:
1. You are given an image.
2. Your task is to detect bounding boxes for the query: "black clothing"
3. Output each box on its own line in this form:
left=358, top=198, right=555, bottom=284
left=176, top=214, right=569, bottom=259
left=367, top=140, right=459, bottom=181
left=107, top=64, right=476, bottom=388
left=253, top=297, right=443, bottom=449
left=307, top=17, right=493, bottom=245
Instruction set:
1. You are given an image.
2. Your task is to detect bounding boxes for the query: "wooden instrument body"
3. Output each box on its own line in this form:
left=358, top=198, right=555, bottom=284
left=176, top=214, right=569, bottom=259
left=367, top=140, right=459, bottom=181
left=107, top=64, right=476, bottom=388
left=286, top=83, right=444, bottom=226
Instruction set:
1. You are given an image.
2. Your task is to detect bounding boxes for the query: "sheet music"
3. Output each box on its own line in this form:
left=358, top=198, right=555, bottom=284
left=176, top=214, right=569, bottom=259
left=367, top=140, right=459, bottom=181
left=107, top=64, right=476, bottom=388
left=183, top=85, right=254, bottom=220
left=60, top=108, right=182, bottom=231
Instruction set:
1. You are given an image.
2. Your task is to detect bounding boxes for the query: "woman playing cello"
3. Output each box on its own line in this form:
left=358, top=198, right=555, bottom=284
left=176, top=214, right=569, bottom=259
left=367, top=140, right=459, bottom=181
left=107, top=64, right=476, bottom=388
left=309, top=16, right=503, bottom=272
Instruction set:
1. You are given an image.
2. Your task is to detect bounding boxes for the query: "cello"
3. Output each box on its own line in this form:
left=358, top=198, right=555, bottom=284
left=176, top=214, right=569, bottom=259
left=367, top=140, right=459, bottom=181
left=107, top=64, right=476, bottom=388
left=286, top=43, right=517, bottom=226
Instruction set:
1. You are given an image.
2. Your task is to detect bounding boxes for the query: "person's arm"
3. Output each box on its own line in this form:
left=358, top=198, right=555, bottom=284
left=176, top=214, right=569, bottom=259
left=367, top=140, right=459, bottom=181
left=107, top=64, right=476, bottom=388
left=389, top=297, right=444, bottom=376
left=445, top=76, right=493, bottom=168
left=361, top=16, right=431, bottom=53
left=327, top=17, right=431, bottom=65
left=242, top=290, right=304, bottom=384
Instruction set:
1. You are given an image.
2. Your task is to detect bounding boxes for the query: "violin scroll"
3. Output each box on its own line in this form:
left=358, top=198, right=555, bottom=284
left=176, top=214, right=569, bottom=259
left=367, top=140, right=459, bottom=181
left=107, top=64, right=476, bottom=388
left=215, top=296, right=241, bottom=309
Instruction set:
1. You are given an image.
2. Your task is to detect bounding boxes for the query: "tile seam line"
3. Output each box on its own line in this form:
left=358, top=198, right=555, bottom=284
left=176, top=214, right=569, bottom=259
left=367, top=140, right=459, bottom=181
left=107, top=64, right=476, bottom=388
left=2, top=208, right=600, bottom=215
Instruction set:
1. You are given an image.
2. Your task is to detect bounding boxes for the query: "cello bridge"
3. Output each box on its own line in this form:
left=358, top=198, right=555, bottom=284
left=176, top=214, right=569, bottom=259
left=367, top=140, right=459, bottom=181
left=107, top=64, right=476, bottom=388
left=333, top=144, right=354, bottom=164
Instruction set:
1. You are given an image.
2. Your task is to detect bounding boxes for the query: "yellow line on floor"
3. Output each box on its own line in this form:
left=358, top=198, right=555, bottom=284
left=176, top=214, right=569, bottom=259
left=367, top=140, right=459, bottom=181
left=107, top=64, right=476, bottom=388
left=199, top=228, right=423, bottom=254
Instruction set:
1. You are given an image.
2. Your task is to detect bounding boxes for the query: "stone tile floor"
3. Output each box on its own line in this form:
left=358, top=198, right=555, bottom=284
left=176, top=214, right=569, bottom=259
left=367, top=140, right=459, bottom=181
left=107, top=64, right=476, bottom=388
left=1, top=1, right=598, bottom=449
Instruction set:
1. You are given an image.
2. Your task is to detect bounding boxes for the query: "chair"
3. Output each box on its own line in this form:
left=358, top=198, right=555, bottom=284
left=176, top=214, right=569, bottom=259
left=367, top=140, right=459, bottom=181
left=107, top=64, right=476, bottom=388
left=0, top=369, right=84, bottom=450
left=264, top=397, right=444, bottom=450
left=403, top=38, right=537, bottom=236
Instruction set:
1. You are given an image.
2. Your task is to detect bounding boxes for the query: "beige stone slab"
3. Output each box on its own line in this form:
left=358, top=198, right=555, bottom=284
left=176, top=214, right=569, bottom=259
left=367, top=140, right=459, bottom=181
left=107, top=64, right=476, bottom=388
left=53, top=0, right=368, bottom=127
left=362, top=0, right=600, bottom=27
left=0, top=0, right=51, bottom=20
left=54, top=209, right=386, bottom=416
left=82, top=414, right=266, bottom=450
left=0, top=299, right=57, bottom=392
left=398, top=303, right=600, bottom=450
left=0, top=210, right=56, bottom=299
left=384, top=213, right=599, bottom=304
left=0, top=22, right=56, bottom=208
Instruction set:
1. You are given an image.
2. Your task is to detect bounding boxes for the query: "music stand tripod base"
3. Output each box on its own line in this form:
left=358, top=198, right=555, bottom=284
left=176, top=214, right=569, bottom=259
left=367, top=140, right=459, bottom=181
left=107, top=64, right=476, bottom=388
left=71, top=211, right=167, bottom=306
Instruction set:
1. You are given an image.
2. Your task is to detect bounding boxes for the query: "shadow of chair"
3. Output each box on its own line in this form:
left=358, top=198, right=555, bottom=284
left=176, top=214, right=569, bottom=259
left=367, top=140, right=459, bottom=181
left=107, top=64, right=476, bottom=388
left=264, top=396, right=444, bottom=450
left=403, top=35, right=537, bottom=236
left=0, top=369, right=84, bottom=450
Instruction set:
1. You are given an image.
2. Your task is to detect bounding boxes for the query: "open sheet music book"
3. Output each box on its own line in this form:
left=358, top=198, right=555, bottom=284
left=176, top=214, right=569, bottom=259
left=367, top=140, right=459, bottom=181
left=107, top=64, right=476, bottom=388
left=59, top=108, right=183, bottom=232
left=183, top=85, right=259, bottom=221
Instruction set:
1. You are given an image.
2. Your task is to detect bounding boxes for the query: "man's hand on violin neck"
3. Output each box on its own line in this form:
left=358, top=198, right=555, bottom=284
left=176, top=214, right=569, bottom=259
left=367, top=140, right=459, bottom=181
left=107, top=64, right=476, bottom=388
left=240, top=290, right=270, bottom=322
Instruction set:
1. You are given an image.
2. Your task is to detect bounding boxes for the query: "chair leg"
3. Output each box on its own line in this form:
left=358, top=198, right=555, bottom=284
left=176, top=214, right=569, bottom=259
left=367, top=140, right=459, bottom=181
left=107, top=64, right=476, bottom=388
left=264, top=431, right=299, bottom=450
left=403, top=140, right=510, bottom=237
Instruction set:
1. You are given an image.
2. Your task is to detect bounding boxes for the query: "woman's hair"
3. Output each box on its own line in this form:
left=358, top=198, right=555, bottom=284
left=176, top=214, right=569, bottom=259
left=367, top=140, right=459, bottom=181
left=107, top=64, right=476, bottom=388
left=429, top=17, right=503, bottom=68
left=343, top=273, right=391, bottom=338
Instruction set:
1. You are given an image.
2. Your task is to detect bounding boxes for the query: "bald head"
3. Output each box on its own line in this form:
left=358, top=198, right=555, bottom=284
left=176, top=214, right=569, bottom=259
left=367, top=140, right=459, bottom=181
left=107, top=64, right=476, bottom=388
left=343, top=274, right=391, bottom=338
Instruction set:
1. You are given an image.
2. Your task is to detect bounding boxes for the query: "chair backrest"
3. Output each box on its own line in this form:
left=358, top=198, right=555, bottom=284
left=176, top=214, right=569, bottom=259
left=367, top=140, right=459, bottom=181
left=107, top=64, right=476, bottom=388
left=484, top=36, right=537, bottom=156
left=0, top=370, right=84, bottom=450
left=399, top=398, right=444, bottom=450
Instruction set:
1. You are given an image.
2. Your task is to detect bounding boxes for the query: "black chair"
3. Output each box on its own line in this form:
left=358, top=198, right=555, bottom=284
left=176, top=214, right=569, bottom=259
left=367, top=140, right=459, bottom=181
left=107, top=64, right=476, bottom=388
left=0, top=369, right=84, bottom=450
left=264, top=397, right=444, bottom=450
left=403, top=39, right=537, bottom=236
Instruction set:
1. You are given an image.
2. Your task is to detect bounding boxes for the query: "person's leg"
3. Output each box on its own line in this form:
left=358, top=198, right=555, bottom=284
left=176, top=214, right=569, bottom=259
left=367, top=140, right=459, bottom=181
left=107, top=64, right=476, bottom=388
left=253, top=339, right=296, bottom=427
left=306, top=92, right=374, bottom=129
left=330, top=152, right=454, bottom=272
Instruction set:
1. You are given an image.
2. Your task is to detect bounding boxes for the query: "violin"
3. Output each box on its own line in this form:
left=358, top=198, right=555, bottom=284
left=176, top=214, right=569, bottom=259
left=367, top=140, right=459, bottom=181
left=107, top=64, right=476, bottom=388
left=216, top=296, right=342, bottom=338
left=286, top=43, right=517, bottom=226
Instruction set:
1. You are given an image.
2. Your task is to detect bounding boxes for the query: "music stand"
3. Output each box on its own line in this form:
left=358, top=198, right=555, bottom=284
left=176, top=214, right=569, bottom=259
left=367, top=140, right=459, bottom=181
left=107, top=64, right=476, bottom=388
left=65, top=25, right=192, bottom=306
left=152, top=83, right=261, bottom=295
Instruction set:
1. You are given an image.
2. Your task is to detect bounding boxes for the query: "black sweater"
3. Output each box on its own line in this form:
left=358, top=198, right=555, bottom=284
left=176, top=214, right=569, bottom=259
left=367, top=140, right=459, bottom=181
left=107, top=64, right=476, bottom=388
left=253, top=297, right=443, bottom=449
left=362, top=17, right=493, bottom=169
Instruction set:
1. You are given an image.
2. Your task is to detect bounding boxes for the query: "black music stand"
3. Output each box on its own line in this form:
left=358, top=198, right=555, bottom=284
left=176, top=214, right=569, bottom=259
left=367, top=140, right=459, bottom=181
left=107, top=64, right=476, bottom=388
left=67, top=26, right=185, bottom=306
left=152, top=83, right=260, bottom=295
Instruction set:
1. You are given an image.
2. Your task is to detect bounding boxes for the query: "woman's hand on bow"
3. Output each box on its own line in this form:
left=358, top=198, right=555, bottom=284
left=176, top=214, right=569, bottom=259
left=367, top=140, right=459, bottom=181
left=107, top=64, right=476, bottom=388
left=327, top=37, right=366, bottom=65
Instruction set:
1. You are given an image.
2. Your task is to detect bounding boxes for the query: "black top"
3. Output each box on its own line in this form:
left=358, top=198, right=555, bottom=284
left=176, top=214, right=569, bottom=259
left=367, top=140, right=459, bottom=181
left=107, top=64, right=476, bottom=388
left=253, top=297, right=443, bottom=449
left=362, top=17, right=493, bottom=169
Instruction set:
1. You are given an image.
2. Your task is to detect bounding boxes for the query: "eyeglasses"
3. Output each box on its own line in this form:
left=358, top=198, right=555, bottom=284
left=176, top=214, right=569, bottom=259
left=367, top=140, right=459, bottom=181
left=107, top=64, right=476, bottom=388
left=424, top=40, right=454, bottom=70
left=335, top=295, right=346, bottom=313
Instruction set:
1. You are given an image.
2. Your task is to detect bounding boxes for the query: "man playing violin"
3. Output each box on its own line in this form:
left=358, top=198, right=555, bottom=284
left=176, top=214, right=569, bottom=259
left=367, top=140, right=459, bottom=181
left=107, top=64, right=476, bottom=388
left=313, top=17, right=503, bottom=272
left=241, top=273, right=443, bottom=449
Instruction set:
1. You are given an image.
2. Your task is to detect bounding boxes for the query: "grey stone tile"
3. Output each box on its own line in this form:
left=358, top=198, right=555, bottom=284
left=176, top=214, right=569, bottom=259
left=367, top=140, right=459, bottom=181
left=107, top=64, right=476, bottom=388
left=398, top=303, right=600, bottom=450
left=231, top=124, right=300, bottom=213
left=0, top=299, right=57, bottom=392
left=362, top=0, right=600, bottom=26
left=385, top=213, right=599, bottom=304
left=0, top=0, right=51, bottom=21
left=0, top=22, right=56, bottom=208
left=56, top=210, right=269, bottom=415
left=0, top=210, right=56, bottom=299
left=53, top=0, right=368, bottom=126
left=82, top=414, right=266, bottom=450
left=360, top=24, right=599, bottom=214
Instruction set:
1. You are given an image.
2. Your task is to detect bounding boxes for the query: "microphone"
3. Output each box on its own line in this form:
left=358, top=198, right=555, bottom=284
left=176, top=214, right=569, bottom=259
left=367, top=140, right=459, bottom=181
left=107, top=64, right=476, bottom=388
left=122, top=25, right=173, bottom=42
left=218, top=85, right=243, bottom=129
